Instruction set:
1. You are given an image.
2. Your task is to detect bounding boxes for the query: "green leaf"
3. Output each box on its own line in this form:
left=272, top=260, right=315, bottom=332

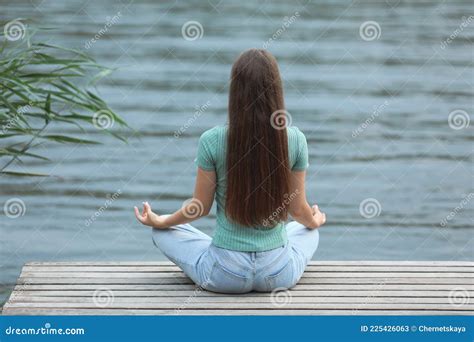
left=62, top=113, right=94, bottom=123
left=41, top=134, right=100, bottom=145
left=0, top=148, right=50, bottom=161
left=44, top=93, right=51, bottom=124
left=36, top=43, right=93, bottom=61
left=90, top=68, right=114, bottom=85
left=0, top=171, right=49, bottom=177
left=0, top=134, right=19, bottom=139
left=0, top=24, right=130, bottom=177
left=86, top=90, right=104, bottom=104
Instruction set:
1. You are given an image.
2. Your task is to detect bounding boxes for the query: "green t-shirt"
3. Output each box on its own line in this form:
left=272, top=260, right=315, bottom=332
left=196, top=125, right=309, bottom=252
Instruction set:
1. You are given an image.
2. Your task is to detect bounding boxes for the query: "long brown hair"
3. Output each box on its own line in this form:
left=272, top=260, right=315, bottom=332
left=225, top=49, right=291, bottom=227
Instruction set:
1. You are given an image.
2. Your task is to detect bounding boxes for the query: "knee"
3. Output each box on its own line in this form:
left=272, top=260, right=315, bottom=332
left=302, top=225, right=319, bottom=236
left=311, top=228, right=320, bottom=239
left=308, top=228, right=320, bottom=246
left=151, top=228, right=164, bottom=248
left=288, top=221, right=320, bottom=238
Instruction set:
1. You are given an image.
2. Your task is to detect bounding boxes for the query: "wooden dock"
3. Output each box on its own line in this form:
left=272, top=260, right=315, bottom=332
left=2, top=261, right=473, bottom=315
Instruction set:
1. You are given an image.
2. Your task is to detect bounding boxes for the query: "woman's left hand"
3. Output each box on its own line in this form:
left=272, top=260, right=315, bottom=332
left=134, top=202, right=167, bottom=228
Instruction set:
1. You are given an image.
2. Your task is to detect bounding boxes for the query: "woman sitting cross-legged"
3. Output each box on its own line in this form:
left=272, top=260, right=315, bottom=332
left=134, top=48, right=326, bottom=293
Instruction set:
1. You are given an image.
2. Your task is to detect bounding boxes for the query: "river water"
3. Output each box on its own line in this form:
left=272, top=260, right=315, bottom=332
left=0, top=0, right=472, bottom=303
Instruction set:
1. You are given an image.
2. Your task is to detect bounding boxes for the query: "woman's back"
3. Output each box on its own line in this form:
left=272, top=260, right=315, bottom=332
left=135, top=48, right=326, bottom=293
left=196, top=125, right=309, bottom=251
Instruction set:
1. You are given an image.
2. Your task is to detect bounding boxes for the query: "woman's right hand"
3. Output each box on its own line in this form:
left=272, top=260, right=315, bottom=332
left=310, top=204, right=326, bottom=229
left=134, top=202, right=168, bottom=229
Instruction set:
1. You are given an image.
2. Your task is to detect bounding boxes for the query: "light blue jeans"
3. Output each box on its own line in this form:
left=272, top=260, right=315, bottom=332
left=152, top=221, right=319, bottom=293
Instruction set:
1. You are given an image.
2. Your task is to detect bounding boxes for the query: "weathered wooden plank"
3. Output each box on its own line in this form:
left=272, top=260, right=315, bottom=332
left=7, top=296, right=468, bottom=305
left=5, top=261, right=472, bottom=316
left=296, top=278, right=474, bottom=284
left=3, top=308, right=469, bottom=316
left=14, top=283, right=474, bottom=292
left=5, top=302, right=473, bottom=311
left=21, top=272, right=190, bottom=278
left=16, top=277, right=193, bottom=285
left=24, top=261, right=474, bottom=267
left=11, top=290, right=470, bottom=298
left=20, top=266, right=474, bottom=273
left=22, top=266, right=186, bottom=273
left=13, top=284, right=200, bottom=291
left=16, top=277, right=473, bottom=285
left=19, top=271, right=474, bottom=278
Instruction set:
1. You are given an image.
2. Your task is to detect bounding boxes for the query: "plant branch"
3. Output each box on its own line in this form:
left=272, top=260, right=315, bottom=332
left=0, top=121, right=49, bottom=173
